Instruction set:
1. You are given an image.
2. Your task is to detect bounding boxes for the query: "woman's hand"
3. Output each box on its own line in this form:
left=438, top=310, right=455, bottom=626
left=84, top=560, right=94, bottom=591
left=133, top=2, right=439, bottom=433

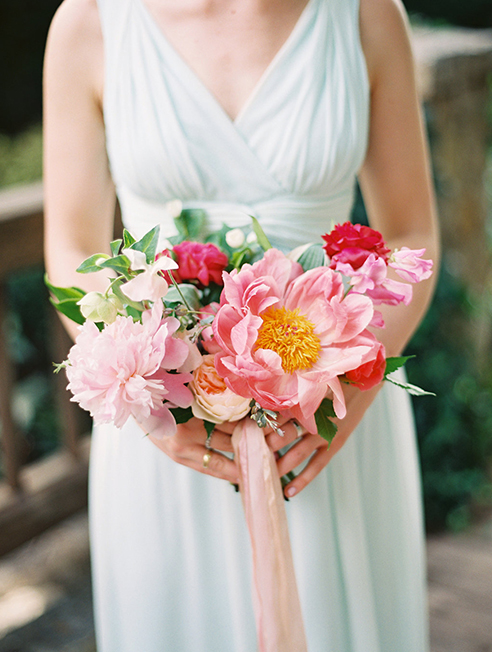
left=147, top=418, right=239, bottom=484
left=266, top=384, right=383, bottom=498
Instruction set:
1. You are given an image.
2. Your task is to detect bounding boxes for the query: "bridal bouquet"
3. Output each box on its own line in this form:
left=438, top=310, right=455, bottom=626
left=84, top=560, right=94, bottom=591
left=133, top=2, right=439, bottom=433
left=47, top=209, right=433, bottom=652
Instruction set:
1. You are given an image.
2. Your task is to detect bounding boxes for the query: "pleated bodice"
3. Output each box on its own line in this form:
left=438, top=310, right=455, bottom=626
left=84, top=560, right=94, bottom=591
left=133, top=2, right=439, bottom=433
left=97, top=0, right=369, bottom=250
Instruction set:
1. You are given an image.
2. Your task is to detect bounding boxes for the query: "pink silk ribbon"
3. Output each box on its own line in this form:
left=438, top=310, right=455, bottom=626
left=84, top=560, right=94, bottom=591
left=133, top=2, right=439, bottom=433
left=232, top=419, right=308, bottom=652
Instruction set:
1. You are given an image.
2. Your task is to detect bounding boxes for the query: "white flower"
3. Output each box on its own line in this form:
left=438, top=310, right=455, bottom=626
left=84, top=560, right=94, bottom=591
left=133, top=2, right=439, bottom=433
left=121, top=249, right=178, bottom=303
left=246, top=231, right=258, bottom=244
left=165, top=199, right=183, bottom=219
left=225, top=228, right=245, bottom=249
left=78, top=292, right=123, bottom=324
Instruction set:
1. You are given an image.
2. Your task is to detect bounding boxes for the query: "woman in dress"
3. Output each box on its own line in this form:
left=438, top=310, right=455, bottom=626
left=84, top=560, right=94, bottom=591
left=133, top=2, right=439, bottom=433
left=44, top=0, right=439, bottom=650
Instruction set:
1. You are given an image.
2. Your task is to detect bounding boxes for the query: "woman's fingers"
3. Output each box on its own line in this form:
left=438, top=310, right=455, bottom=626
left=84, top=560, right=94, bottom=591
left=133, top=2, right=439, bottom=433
left=189, top=447, right=239, bottom=483
left=275, top=434, right=321, bottom=476
left=281, top=430, right=350, bottom=497
left=265, top=420, right=303, bottom=452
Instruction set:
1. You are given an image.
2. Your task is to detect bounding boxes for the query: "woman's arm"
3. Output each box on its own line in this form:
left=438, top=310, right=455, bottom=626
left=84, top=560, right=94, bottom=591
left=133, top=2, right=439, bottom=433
left=43, top=0, right=238, bottom=484
left=44, top=0, right=114, bottom=343
left=271, top=0, right=440, bottom=497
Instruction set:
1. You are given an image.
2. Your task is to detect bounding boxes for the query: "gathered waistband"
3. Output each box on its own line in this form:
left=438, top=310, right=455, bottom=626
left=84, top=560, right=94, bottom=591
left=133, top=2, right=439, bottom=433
left=118, top=186, right=355, bottom=251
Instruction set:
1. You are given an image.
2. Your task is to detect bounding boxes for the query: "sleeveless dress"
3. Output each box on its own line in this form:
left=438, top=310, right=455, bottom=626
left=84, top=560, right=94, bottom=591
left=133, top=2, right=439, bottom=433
left=90, top=0, right=430, bottom=650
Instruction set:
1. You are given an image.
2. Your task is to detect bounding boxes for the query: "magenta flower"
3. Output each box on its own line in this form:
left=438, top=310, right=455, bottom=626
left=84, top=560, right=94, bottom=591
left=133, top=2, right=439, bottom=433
left=213, top=249, right=379, bottom=433
left=172, top=241, right=229, bottom=287
left=66, top=304, right=193, bottom=433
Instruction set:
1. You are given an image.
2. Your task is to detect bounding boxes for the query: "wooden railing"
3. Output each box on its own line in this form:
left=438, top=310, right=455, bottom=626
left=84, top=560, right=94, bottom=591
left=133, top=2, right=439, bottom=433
left=0, top=182, right=89, bottom=556
left=0, top=27, right=490, bottom=557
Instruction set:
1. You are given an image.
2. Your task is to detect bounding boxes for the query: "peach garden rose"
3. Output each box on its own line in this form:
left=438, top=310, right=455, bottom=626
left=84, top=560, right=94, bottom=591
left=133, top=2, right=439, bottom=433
left=190, top=354, right=251, bottom=424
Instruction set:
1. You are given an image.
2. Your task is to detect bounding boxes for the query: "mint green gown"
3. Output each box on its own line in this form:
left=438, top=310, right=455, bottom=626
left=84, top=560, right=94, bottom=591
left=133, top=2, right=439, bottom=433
left=90, top=0, right=430, bottom=649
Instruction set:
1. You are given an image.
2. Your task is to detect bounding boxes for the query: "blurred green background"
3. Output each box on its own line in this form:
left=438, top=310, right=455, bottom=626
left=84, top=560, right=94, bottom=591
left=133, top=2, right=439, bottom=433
left=0, top=0, right=491, bottom=532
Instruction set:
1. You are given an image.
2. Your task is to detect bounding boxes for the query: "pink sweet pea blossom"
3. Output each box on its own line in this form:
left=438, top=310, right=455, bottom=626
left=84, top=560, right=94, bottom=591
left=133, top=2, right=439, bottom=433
left=389, top=247, right=433, bottom=283
left=121, top=249, right=178, bottom=303
left=213, top=249, right=380, bottom=433
left=65, top=303, right=193, bottom=434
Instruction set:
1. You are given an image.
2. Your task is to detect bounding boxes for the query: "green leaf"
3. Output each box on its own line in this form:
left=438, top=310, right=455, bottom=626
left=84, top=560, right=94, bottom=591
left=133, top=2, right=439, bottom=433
left=130, top=225, right=160, bottom=264
left=49, top=297, right=85, bottom=325
left=164, top=284, right=201, bottom=310
left=110, top=239, right=122, bottom=256
left=314, top=398, right=338, bottom=446
left=76, top=253, right=110, bottom=273
left=98, top=254, right=132, bottom=277
left=123, top=229, right=136, bottom=248
left=384, top=355, right=415, bottom=377
left=174, top=209, right=206, bottom=241
left=231, top=249, right=248, bottom=269
left=44, top=275, right=86, bottom=302
left=385, top=375, right=436, bottom=397
left=203, top=420, right=215, bottom=437
left=169, top=406, right=194, bottom=424
left=251, top=216, right=272, bottom=251
left=297, top=244, right=326, bottom=271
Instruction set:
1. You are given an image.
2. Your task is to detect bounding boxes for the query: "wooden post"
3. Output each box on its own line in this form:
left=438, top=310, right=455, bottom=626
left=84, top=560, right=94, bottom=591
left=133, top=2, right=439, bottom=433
left=0, top=281, right=23, bottom=491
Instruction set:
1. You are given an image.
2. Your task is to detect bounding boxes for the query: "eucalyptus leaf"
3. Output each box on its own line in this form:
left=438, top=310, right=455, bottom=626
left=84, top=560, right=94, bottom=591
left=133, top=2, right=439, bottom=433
left=251, top=216, right=272, bottom=251
left=297, top=243, right=326, bottom=271
left=385, top=374, right=436, bottom=396
left=164, top=284, right=201, bottom=310
left=169, top=406, right=194, bottom=424
left=76, top=253, right=110, bottom=274
left=174, top=209, right=206, bottom=241
left=110, top=239, right=122, bottom=256
left=49, top=297, right=85, bottom=325
left=314, top=398, right=338, bottom=446
left=130, top=225, right=160, bottom=264
left=384, top=355, right=415, bottom=377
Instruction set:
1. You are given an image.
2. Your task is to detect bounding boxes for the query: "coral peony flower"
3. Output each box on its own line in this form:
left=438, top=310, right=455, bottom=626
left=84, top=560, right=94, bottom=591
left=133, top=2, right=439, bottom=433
left=322, top=222, right=391, bottom=270
left=345, top=336, right=386, bottom=391
left=173, top=241, right=228, bottom=287
left=389, top=247, right=433, bottom=283
left=213, top=249, right=379, bottom=433
left=66, top=303, right=193, bottom=433
left=190, top=354, right=251, bottom=424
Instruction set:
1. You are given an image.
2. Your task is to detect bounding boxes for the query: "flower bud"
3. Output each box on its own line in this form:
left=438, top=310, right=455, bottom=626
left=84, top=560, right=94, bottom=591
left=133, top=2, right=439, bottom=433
left=225, top=228, right=245, bottom=249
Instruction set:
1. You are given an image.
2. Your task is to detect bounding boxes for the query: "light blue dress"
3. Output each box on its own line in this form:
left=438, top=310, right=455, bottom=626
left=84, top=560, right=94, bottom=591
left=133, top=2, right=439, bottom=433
left=90, top=0, right=430, bottom=650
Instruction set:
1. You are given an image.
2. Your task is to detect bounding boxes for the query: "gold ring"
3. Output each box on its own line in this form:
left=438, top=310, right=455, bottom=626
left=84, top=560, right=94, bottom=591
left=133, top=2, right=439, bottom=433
left=202, top=452, right=212, bottom=469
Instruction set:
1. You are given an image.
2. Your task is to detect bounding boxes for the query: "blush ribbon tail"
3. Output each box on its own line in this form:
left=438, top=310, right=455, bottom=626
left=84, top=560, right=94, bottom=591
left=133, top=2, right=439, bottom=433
left=232, top=419, right=308, bottom=652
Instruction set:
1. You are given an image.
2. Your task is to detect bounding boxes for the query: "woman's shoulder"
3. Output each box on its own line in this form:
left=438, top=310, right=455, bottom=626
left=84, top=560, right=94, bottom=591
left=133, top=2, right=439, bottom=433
left=45, top=0, right=103, bottom=106
left=359, top=0, right=414, bottom=87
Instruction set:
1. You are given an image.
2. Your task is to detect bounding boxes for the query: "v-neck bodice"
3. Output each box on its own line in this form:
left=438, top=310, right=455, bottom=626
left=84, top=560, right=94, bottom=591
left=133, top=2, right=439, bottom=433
left=97, top=0, right=369, bottom=251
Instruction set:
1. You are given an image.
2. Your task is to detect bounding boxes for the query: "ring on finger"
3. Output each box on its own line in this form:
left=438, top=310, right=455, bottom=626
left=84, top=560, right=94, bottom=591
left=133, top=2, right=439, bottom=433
left=205, top=430, right=214, bottom=450
left=293, top=421, right=307, bottom=437
left=202, top=451, right=212, bottom=469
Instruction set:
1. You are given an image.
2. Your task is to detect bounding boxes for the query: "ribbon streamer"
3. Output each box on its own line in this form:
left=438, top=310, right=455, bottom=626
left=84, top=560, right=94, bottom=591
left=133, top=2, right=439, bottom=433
left=232, top=419, right=308, bottom=652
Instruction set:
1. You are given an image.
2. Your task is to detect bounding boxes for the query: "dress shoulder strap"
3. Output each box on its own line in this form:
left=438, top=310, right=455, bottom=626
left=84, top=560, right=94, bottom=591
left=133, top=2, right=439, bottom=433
left=96, top=0, right=133, bottom=69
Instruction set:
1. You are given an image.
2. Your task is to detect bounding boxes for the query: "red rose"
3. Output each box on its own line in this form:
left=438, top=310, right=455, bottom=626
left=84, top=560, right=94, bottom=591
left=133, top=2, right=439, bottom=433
left=322, top=222, right=391, bottom=270
left=345, top=341, right=386, bottom=391
left=173, top=241, right=228, bottom=287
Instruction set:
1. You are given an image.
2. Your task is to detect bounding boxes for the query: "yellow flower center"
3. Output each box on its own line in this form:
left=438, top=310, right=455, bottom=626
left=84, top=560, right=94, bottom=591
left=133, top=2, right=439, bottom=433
left=255, top=307, right=321, bottom=374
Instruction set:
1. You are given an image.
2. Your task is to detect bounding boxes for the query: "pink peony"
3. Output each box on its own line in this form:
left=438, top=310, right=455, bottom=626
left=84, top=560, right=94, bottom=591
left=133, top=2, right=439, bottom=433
left=213, top=248, right=380, bottom=433
left=65, top=303, right=193, bottom=433
left=172, top=241, right=228, bottom=287
left=322, top=222, right=391, bottom=270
